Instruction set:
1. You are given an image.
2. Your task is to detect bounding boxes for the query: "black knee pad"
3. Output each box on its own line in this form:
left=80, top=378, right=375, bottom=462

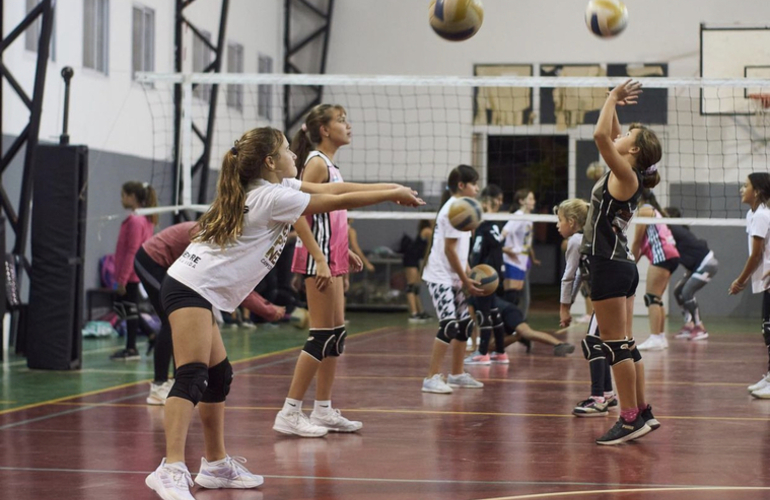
left=643, top=293, right=663, bottom=308
left=490, top=308, right=503, bottom=327
left=406, top=283, right=420, bottom=295
left=201, top=358, right=234, bottom=403
left=329, top=326, right=347, bottom=356
left=763, top=321, right=770, bottom=346
left=455, top=317, right=473, bottom=342
left=581, top=334, right=605, bottom=362
left=168, top=362, right=209, bottom=406
left=113, top=300, right=138, bottom=320
left=436, top=319, right=460, bottom=344
left=478, top=311, right=493, bottom=328
left=600, top=338, right=634, bottom=366
left=302, top=328, right=335, bottom=361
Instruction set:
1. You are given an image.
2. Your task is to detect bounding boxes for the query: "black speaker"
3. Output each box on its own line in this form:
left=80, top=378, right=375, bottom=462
left=26, top=145, right=88, bottom=370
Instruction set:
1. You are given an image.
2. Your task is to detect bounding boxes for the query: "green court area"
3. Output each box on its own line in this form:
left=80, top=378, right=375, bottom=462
left=0, top=310, right=759, bottom=413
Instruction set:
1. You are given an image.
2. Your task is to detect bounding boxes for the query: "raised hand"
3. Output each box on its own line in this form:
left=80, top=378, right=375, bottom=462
left=610, top=79, right=642, bottom=106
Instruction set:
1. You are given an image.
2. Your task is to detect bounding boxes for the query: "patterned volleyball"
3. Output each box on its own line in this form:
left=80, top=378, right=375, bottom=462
left=429, top=0, right=484, bottom=42
left=585, top=0, right=628, bottom=38
left=448, top=197, right=482, bottom=231
left=469, top=264, right=499, bottom=296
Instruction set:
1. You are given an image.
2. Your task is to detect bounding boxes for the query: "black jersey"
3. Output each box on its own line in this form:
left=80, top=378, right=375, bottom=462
left=470, top=220, right=504, bottom=287
left=581, top=171, right=643, bottom=263
left=668, top=224, right=710, bottom=271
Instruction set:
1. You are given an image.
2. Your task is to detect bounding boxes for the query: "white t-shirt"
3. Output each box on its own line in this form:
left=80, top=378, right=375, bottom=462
left=422, top=197, right=471, bottom=286
left=167, top=178, right=310, bottom=312
left=746, top=204, right=770, bottom=294
left=502, top=210, right=532, bottom=271
left=560, top=233, right=583, bottom=305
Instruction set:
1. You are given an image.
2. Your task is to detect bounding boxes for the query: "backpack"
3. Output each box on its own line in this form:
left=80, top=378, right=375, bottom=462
left=99, top=254, right=116, bottom=289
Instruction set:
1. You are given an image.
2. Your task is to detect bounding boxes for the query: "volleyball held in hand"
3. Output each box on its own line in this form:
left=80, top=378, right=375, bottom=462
left=469, top=264, right=499, bottom=296
left=586, top=161, right=606, bottom=181
left=448, top=197, right=482, bottom=231
left=429, top=0, right=484, bottom=41
left=585, top=0, right=628, bottom=38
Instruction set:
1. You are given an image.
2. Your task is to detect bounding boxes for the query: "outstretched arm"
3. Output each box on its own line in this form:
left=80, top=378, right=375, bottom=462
left=300, top=181, right=402, bottom=195
left=302, top=186, right=423, bottom=216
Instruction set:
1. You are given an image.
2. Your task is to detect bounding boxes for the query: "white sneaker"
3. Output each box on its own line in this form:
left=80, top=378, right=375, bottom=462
left=447, top=372, right=484, bottom=389
left=147, top=379, right=175, bottom=405
left=310, top=408, right=363, bottom=432
left=145, top=459, right=195, bottom=500
left=273, top=411, right=328, bottom=437
left=748, top=373, right=770, bottom=393
left=636, top=335, right=667, bottom=351
left=194, top=455, right=264, bottom=489
left=422, top=373, right=453, bottom=394
left=751, top=385, right=770, bottom=399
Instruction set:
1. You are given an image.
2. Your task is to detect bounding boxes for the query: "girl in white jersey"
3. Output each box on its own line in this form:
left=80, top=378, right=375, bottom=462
left=502, top=189, right=539, bottom=311
left=729, top=173, right=770, bottom=399
left=145, top=127, right=424, bottom=500
left=421, top=165, right=485, bottom=394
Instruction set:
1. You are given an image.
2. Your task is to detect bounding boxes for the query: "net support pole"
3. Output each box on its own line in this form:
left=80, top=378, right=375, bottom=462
left=182, top=77, right=193, bottom=208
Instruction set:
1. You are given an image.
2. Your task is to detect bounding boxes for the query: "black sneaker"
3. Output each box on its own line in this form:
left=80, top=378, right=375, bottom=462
left=553, top=343, right=575, bottom=357
left=595, top=415, right=651, bottom=445
left=418, top=312, right=432, bottom=320
left=606, top=395, right=619, bottom=408
left=110, top=348, right=140, bottom=361
left=640, top=404, right=660, bottom=430
left=573, top=397, right=610, bottom=417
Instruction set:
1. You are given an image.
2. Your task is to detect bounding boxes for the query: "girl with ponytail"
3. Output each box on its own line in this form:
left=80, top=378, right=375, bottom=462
left=146, top=126, right=424, bottom=499
left=110, top=181, right=157, bottom=361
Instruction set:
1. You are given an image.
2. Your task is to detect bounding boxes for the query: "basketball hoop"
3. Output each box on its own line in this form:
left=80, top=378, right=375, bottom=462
left=748, top=93, right=770, bottom=112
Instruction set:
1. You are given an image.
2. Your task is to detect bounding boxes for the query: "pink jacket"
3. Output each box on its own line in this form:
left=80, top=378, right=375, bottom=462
left=114, top=214, right=154, bottom=285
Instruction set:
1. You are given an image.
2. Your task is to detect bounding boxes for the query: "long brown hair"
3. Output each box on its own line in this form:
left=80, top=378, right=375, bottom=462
left=194, top=127, right=285, bottom=247
left=629, top=123, right=662, bottom=188
left=291, top=104, right=346, bottom=179
left=749, top=172, right=770, bottom=204
left=122, top=181, right=158, bottom=226
left=641, top=189, right=667, bottom=216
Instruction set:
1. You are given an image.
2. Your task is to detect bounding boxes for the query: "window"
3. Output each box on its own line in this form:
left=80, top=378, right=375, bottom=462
left=132, top=5, right=154, bottom=78
left=24, top=0, right=56, bottom=61
left=226, top=42, right=244, bottom=111
left=83, top=0, right=109, bottom=73
left=258, top=54, right=273, bottom=120
left=192, top=30, right=213, bottom=101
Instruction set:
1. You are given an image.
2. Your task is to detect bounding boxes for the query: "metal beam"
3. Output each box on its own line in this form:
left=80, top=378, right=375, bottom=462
left=172, top=0, right=229, bottom=222
left=283, top=0, right=335, bottom=132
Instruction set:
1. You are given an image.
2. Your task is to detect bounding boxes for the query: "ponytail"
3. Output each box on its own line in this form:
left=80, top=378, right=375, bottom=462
left=195, top=127, right=284, bottom=247
left=641, top=188, right=667, bottom=216
left=290, top=126, right=315, bottom=180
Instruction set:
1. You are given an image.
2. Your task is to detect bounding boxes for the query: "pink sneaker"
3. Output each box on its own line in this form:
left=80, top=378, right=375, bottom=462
left=490, top=352, right=509, bottom=364
left=674, top=325, right=693, bottom=339
left=689, top=324, right=709, bottom=341
left=464, top=351, right=491, bottom=365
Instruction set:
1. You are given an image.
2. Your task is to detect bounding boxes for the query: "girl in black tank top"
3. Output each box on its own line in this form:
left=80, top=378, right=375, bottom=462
left=586, top=80, right=663, bottom=446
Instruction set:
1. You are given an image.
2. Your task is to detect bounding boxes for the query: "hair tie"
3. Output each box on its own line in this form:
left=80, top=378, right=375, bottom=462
left=231, top=139, right=239, bottom=156
left=301, top=123, right=308, bottom=132
left=644, top=164, right=658, bottom=175
left=142, top=182, right=149, bottom=189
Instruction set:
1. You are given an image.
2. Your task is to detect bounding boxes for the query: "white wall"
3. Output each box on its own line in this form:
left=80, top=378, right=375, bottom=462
left=326, top=0, right=770, bottom=78
left=2, top=0, right=284, bottom=161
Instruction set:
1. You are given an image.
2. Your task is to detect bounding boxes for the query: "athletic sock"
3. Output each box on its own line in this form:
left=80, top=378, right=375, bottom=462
left=282, top=398, right=302, bottom=414
left=314, top=400, right=332, bottom=414
left=620, top=408, right=639, bottom=423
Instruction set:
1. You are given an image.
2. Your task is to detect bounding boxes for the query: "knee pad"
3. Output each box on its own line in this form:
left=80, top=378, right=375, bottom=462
left=201, top=358, right=234, bottom=403
left=455, top=317, right=473, bottom=342
left=302, top=328, right=336, bottom=361
left=113, top=300, right=138, bottom=320
left=477, top=311, right=493, bottom=328
left=329, top=326, right=347, bottom=356
left=581, top=334, right=604, bottom=362
left=599, top=338, right=634, bottom=366
left=763, top=321, right=770, bottom=346
left=643, top=293, right=663, bottom=308
left=168, top=362, right=209, bottom=406
left=406, top=283, right=420, bottom=295
left=490, top=308, right=503, bottom=327
left=436, top=319, right=460, bottom=344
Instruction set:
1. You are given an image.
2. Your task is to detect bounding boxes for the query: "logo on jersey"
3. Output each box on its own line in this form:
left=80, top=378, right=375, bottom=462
left=261, top=225, right=290, bottom=268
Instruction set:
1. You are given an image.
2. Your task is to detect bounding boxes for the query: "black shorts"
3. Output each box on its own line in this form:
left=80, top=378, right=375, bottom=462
left=589, top=257, right=639, bottom=301
left=161, top=275, right=213, bottom=316
left=653, top=257, right=680, bottom=274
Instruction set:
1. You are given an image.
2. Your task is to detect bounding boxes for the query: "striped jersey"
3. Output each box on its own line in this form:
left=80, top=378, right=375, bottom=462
left=581, top=171, right=642, bottom=263
left=291, top=151, right=349, bottom=276
left=639, top=207, right=680, bottom=264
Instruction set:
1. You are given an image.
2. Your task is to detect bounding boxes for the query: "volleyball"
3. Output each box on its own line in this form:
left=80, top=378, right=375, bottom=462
left=586, top=161, right=606, bottom=181
left=289, top=307, right=309, bottom=329
left=448, top=197, right=482, bottom=231
left=429, top=0, right=484, bottom=42
left=469, top=264, right=499, bottom=296
left=585, top=0, right=628, bottom=38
